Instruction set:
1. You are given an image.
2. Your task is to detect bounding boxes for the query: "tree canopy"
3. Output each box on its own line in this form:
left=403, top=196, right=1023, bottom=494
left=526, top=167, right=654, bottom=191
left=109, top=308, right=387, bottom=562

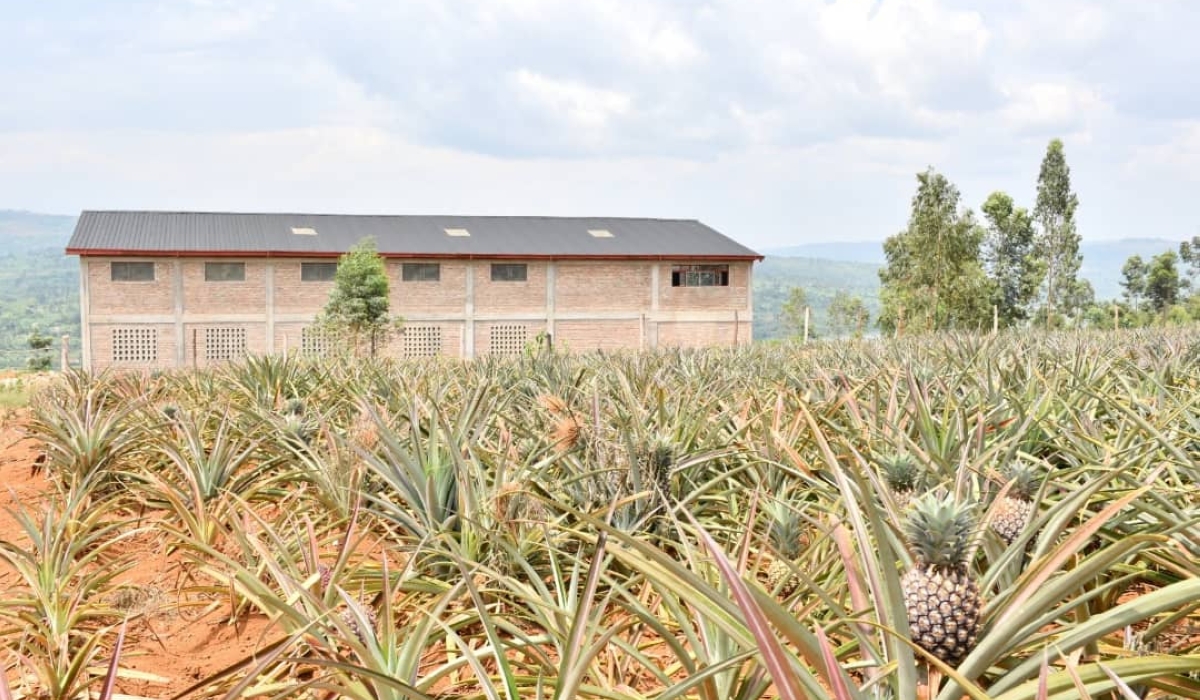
left=319, top=237, right=397, bottom=356
left=878, top=168, right=990, bottom=334
left=1033, top=139, right=1082, bottom=325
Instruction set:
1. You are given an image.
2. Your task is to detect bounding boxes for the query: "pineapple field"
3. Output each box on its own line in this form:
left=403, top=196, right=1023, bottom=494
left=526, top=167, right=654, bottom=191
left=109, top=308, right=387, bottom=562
left=1, top=328, right=1198, bottom=699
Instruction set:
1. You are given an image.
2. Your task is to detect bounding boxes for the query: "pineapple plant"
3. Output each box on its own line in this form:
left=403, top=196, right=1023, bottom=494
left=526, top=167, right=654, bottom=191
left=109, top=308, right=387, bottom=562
left=901, top=492, right=982, bottom=667
left=765, top=496, right=807, bottom=596
left=990, top=460, right=1040, bottom=545
left=879, top=452, right=924, bottom=511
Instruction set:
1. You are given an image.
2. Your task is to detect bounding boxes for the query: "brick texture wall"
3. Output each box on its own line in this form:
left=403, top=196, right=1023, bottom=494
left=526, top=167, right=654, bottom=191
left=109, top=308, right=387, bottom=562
left=88, top=259, right=174, bottom=315
left=89, top=323, right=177, bottom=371
left=274, top=261, right=335, bottom=314
left=182, top=260, right=267, bottom=314
left=659, top=261, right=751, bottom=311
left=474, top=261, right=547, bottom=313
left=657, top=321, right=747, bottom=349
left=555, top=262, right=651, bottom=312
left=81, top=255, right=754, bottom=368
left=389, top=261, right=469, bottom=315
left=555, top=319, right=643, bottom=352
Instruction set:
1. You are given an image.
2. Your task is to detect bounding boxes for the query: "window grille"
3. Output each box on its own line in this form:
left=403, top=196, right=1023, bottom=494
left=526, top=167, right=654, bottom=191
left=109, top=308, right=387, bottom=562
left=112, top=327, right=157, bottom=363
left=301, top=326, right=333, bottom=355
left=301, top=262, right=337, bottom=281
left=670, top=264, right=729, bottom=287
left=490, top=263, right=527, bottom=282
left=111, top=262, right=155, bottom=282
left=489, top=324, right=527, bottom=356
left=403, top=325, right=442, bottom=357
left=402, top=263, right=441, bottom=281
left=205, top=262, right=246, bottom=281
left=204, top=327, right=247, bottom=362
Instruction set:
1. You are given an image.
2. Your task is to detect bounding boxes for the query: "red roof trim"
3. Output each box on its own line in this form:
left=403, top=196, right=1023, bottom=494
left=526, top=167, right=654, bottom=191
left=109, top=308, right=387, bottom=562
left=67, top=248, right=765, bottom=262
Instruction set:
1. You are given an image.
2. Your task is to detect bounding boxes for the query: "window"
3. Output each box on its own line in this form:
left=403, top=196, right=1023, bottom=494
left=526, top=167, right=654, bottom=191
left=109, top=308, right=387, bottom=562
left=403, top=326, right=443, bottom=357
left=301, top=262, right=338, bottom=282
left=491, top=263, right=527, bottom=282
left=111, top=262, right=155, bottom=282
left=204, top=327, right=246, bottom=362
left=205, top=262, right=245, bottom=282
left=671, top=264, right=729, bottom=287
left=489, top=324, right=528, bottom=356
left=301, top=326, right=333, bottom=355
left=112, top=327, right=157, bottom=363
left=402, top=263, right=441, bottom=282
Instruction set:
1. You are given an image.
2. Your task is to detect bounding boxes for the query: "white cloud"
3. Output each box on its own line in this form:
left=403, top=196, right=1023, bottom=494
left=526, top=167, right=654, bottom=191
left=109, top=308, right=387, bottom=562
left=510, top=69, right=633, bottom=132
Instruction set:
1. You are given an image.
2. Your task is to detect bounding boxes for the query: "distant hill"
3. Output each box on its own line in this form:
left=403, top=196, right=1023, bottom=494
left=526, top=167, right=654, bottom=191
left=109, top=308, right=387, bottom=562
left=0, top=210, right=79, bottom=368
left=751, top=256, right=881, bottom=340
left=761, top=237, right=1188, bottom=302
left=0, top=210, right=76, bottom=253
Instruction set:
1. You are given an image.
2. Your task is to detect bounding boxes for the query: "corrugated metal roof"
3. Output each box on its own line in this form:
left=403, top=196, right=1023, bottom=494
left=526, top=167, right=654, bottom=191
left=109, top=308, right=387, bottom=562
left=66, top=211, right=762, bottom=260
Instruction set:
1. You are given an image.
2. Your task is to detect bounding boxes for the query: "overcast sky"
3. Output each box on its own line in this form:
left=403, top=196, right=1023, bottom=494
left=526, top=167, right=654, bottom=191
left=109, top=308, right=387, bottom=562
left=3, top=0, right=1198, bottom=250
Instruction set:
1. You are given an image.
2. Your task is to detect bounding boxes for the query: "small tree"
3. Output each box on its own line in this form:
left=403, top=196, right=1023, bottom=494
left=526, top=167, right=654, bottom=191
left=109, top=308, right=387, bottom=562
left=318, top=238, right=399, bottom=356
left=27, top=326, right=53, bottom=371
left=778, top=286, right=811, bottom=339
left=1145, top=250, right=1184, bottom=313
left=828, top=291, right=869, bottom=339
left=1120, top=255, right=1148, bottom=312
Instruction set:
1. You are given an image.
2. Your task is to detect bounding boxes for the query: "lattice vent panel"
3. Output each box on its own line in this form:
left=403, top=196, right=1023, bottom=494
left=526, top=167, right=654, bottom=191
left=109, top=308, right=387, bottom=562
left=403, top=326, right=443, bottom=358
left=204, top=327, right=247, bottom=362
left=112, top=327, right=158, bottom=364
left=489, top=324, right=527, bottom=356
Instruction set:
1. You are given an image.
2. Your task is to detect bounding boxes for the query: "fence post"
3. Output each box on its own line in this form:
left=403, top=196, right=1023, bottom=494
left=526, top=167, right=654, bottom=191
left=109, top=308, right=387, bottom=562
left=60, top=335, right=70, bottom=371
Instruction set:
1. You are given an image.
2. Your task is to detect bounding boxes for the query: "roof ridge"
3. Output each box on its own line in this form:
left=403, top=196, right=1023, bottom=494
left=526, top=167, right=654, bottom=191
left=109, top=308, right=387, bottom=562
left=80, top=210, right=701, bottom=223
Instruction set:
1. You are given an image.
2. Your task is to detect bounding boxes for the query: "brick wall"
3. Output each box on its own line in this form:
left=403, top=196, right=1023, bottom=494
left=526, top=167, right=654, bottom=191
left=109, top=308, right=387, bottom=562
left=657, top=321, right=745, bottom=349
left=659, top=261, right=751, bottom=311
left=555, top=262, right=651, bottom=312
left=181, top=260, right=267, bottom=314
left=89, top=323, right=177, bottom=371
left=474, top=261, right=547, bottom=313
left=555, top=319, right=643, bottom=352
left=181, top=322, right=268, bottom=368
left=87, top=259, right=174, bottom=315
left=81, top=255, right=755, bottom=368
left=274, top=261, right=335, bottom=314
left=474, top=321, right=547, bottom=356
left=389, top=260, right=469, bottom=315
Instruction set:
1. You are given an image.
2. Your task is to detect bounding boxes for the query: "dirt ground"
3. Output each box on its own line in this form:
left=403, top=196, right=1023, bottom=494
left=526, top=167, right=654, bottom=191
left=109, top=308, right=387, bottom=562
left=0, top=409, right=279, bottom=699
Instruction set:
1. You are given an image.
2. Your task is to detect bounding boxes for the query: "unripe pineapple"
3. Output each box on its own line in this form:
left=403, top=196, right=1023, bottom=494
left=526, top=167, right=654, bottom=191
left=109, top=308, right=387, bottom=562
left=990, top=461, right=1040, bottom=545
left=879, top=452, right=924, bottom=511
left=901, top=493, right=982, bottom=667
left=765, top=498, right=807, bottom=596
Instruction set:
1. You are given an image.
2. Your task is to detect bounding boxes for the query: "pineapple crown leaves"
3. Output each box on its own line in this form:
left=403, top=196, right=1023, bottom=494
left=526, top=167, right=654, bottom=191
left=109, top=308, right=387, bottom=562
left=999, top=460, right=1041, bottom=500
left=766, top=496, right=808, bottom=560
left=878, top=452, right=924, bottom=492
left=904, top=492, right=979, bottom=571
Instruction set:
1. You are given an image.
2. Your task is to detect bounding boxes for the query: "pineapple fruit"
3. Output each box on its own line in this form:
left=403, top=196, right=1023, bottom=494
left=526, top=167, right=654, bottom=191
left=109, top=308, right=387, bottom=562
left=765, top=497, right=807, bottom=596
left=901, top=492, right=982, bottom=667
left=879, top=452, right=924, bottom=511
left=990, top=461, right=1040, bottom=545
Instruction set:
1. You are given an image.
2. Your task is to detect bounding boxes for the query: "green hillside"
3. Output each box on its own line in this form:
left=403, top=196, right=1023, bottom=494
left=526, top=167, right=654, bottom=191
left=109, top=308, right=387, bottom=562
left=751, top=256, right=882, bottom=340
left=0, top=211, right=79, bottom=368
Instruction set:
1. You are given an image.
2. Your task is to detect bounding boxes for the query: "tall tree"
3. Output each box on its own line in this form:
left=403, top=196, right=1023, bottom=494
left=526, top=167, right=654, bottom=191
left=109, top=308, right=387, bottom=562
left=980, top=191, right=1040, bottom=327
left=1179, top=235, right=1200, bottom=288
left=1120, top=255, right=1148, bottom=312
left=827, top=291, right=869, bottom=338
left=878, top=168, right=990, bottom=334
left=1033, top=139, right=1082, bottom=325
left=1145, top=250, right=1183, bottom=312
left=778, top=286, right=811, bottom=338
left=319, top=237, right=397, bottom=356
